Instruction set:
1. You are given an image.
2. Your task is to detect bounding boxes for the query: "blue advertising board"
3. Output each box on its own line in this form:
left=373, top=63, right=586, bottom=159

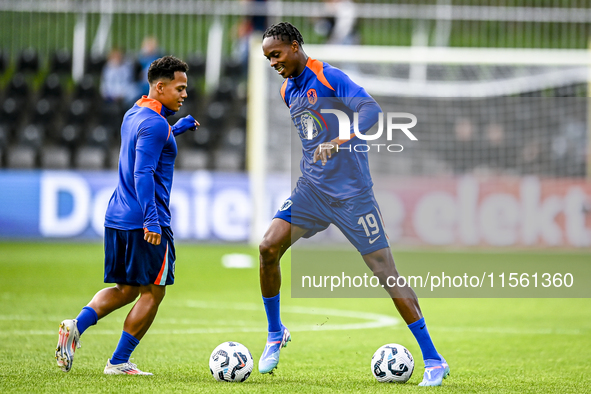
left=0, top=170, right=290, bottom=241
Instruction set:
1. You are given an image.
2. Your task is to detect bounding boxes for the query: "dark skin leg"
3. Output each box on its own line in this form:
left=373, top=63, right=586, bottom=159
left=87, top=283, right=166, bottom=340
left=259, top=219, right=422, bottom=325
left=362, top=248, right=423, bottom=324
left=259, top=218, right=308, bottom=298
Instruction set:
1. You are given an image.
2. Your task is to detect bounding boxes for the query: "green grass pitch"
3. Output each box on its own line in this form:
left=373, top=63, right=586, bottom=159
left=0, top=242, right=590, bottom=393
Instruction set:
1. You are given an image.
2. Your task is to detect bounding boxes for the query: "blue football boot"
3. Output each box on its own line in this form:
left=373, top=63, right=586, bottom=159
left=418, top=355, right=450, bottom=386
left=258, top=325, right=291, bottom=374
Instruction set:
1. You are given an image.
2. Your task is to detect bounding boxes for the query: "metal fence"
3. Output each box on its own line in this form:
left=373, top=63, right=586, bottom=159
left=0, top=0, right=589, bottom=66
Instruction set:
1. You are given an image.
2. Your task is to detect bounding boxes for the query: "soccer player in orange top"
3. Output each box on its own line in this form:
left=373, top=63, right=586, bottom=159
left=55, top=56, right=199, bottom=375
left=258, top=22, right=449, bottom=386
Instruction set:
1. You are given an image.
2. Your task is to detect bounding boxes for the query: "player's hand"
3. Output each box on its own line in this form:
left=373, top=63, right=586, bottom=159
left=313, top=142, right=337, bottom=166
left=172, top=115, right=200, bottom=136
left=144, top=231, right=161, bottom=245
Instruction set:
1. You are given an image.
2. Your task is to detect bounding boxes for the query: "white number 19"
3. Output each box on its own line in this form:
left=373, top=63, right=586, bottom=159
left=358, top=213, right=379, bottom=236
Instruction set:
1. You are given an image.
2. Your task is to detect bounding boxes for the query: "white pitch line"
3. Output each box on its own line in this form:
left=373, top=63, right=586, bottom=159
left=0, top=301, right=399, bottom=336
left=185, top=301, right=400, bottom=332
left=0, top=301, right=584, bottom=336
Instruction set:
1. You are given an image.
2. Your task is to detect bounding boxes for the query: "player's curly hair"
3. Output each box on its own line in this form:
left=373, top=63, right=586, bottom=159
left=262, top=22, right=304, bottom=46
left=148, top=55, right=189, bottom=83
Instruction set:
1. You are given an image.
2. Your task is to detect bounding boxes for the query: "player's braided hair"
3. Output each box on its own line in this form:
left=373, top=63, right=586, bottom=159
left=148, top=55, right=189, bottom=83
left=262, top=22, right=304, bottom=46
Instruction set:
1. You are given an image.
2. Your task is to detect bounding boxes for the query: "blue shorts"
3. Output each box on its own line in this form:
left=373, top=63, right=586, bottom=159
left=274, top=178, right=390, bottom=255
left=104, top=227, right=175, bottom=286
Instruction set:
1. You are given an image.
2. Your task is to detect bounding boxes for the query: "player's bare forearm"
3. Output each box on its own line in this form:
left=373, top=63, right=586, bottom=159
left=144, top=231, right=161, bottom=245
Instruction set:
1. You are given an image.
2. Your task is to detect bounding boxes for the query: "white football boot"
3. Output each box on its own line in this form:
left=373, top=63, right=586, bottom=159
left=104, top=360, right=153, bottom=375
left=55, top=319, right=81, bottom=372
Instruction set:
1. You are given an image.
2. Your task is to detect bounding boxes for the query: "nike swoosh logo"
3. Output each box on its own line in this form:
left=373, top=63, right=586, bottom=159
left=369, top=235, right=381, bottom=244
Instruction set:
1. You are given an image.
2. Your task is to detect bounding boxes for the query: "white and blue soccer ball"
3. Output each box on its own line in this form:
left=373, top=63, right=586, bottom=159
left=209, top=341, right=254, bottom=382
left=371, top=343, right=414, bottom=383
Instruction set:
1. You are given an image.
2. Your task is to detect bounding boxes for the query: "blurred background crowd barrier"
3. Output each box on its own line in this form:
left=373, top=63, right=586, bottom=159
left=0, top=0, right=589, bottom=247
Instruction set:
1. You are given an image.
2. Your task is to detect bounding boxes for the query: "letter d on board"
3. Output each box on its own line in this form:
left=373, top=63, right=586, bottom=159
left=40, top=172, right=90, bottom=237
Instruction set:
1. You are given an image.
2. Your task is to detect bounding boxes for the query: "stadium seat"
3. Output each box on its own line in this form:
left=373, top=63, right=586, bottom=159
left=86, top=54, right=106, bottom=77
left=213, top=149, right=243, bottom=172
left=223, top=58, right=243, bottom=79
left=7, top=73, right=30, bottom=101
left=41, top=73, right=64, bottom=100
left=1, top=97, right=25, bottom=123
left=187, top=54, right=206, bottom=78
left=190, top=125, right=212, bottom=148
left=86, top=124, right=114, bottom=148
left=58, top=124, right=82, bottom=148
left=186, top=84, right=199, bottom=100
left=50, top=49, right=72, bottom=75
left=40, top=145, right=71, bottom=169
left=17, top=48, right=39, bottom=73
left=7, top=145, right=37, bottom=168
left=177, top=149, right=209, bottom=170
left=33, top=98, right=58, bottom=123
left=205, top=101, right=226, bottom=131
left=214, top=78, right=235, bottom=102
left=74, top=146, right=106, bottom=169
left=99, top=102, right=124, bottom=129
left=0, top=123, right=10, bottom=149
left=108, top=146, right=120, bottom=169
left=67, top=99, right=92, bottom=125
left=74, top=75, right=98, bottom=101
left=18, top=124, right=45, bottom=149
left=182, top=85, right=199, bottom=112
left=223, top=127, right=246, bottom=149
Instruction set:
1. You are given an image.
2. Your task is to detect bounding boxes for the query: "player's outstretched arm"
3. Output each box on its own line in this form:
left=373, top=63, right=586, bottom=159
left=134, top=117, right=169, bottom=238
left=171, top=115, right=200, bottom=136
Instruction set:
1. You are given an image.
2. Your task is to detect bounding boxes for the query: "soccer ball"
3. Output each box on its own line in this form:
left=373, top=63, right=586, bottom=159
left=371, top=343, right=414, bottom=383
left=209, top=341, right=254, bottom=382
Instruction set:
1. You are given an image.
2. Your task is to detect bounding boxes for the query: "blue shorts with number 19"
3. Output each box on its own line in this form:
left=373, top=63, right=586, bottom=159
left=274, top=177, right=390, bottom=255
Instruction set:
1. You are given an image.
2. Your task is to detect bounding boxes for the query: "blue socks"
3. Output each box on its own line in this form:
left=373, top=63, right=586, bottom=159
left=76, top=307, right=139, bottom=365
left=75, top=306, right=98, bottom=335
left=263, top=293, right=282, bottom=332
left=110, top=331, right=140, bottom=365
left=408, top=317, right=441, bottom=361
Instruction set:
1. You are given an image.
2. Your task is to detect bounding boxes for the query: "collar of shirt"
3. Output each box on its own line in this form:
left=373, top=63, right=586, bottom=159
left=135, top=95, right=176, bottom=118
left=289, top=59, right=314, bottom=89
